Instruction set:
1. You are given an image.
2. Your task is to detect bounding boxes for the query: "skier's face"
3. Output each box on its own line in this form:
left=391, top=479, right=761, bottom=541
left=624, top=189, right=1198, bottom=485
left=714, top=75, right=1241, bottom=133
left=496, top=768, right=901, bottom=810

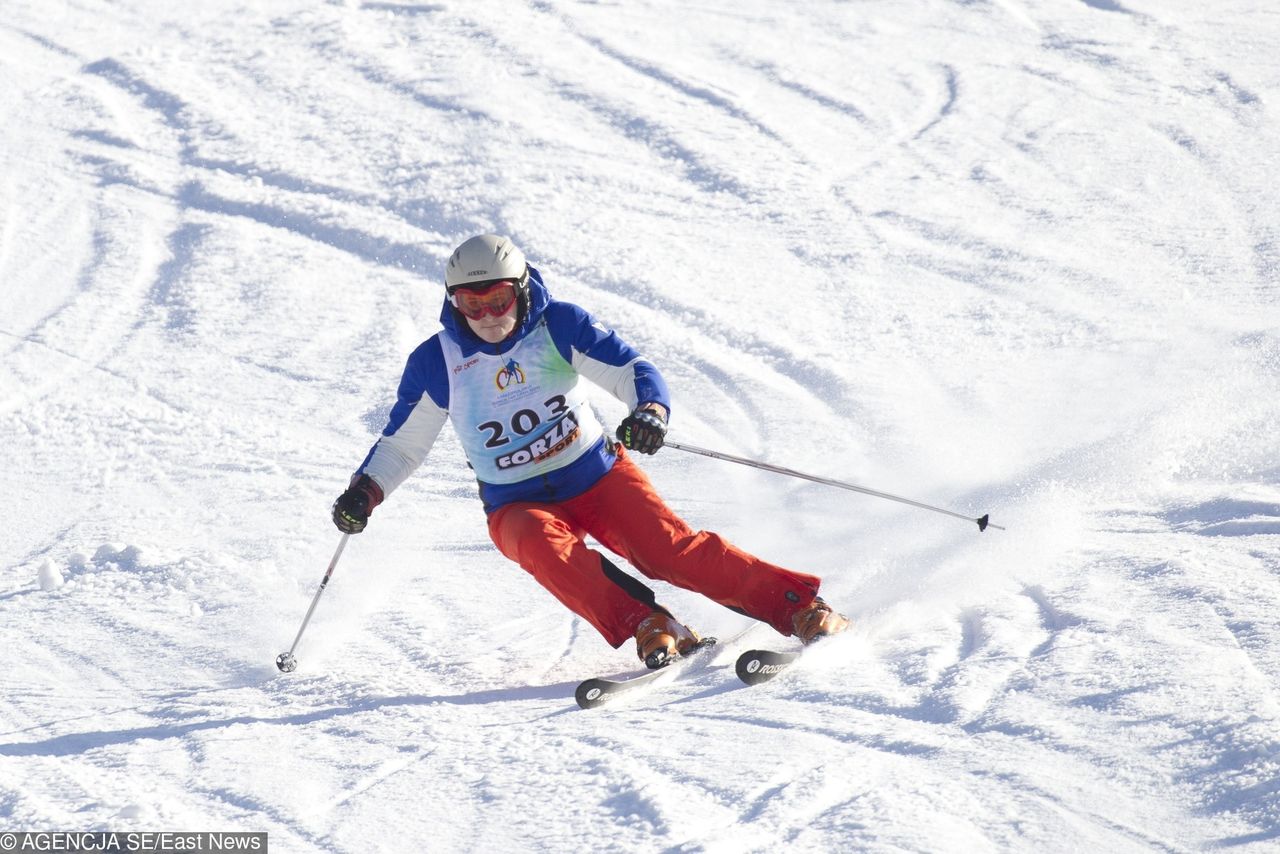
left=453, top=280, right=519, bottom=343
left=466, top=306, right=518, bottom=343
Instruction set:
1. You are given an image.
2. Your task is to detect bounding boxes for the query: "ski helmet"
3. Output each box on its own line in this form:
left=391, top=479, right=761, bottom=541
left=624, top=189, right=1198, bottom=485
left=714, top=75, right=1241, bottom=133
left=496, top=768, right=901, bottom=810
left=445, top=234, right=528, bottom=290
left=444, top=234, right=532, bottom=331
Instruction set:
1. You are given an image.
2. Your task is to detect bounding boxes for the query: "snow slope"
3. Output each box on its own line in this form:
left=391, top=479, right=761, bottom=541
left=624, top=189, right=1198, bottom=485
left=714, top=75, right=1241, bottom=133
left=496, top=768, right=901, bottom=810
left=3, top=0, right=1279, bottom=850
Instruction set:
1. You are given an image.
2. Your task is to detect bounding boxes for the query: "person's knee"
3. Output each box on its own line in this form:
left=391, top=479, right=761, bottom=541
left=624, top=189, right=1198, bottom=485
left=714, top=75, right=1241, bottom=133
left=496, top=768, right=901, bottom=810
left=496, top=510, right=578, bottom=564
left=671, top=529, right=725, bottom=559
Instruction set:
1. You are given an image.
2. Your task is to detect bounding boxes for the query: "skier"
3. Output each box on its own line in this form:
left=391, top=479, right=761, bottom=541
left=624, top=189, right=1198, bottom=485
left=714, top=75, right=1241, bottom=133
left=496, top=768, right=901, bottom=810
left=332, top=234, right=850, bottom=668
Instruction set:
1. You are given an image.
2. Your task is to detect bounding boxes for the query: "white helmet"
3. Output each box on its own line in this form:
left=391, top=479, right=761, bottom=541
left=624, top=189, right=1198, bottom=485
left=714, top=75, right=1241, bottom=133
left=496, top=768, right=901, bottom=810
left=445, top=234, right=528, bottom=290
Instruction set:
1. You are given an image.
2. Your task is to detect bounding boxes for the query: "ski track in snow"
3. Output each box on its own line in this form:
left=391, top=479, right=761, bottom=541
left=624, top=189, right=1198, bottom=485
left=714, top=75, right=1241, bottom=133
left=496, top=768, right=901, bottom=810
left=3, top=0, right=1280, bottom=850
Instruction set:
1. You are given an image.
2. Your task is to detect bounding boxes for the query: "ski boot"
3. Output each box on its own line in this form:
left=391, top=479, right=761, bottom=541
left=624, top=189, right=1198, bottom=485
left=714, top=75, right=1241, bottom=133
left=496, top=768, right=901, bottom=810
left=791, top=597, right=850, bottom=644
left=635, top=611, right=702, bottom=669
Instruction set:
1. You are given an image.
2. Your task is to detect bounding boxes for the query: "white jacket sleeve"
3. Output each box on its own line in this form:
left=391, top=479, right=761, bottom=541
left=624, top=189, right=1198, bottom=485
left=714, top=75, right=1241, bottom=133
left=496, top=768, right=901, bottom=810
left=360, top=398, right=448, bottom=495
left=356, top=336, right=451, bottom=496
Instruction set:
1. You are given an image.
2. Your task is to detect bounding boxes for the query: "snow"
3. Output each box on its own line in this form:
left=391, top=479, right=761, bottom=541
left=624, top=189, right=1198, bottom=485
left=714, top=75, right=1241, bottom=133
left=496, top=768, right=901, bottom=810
left=3, top=0, right=1279, bottom=849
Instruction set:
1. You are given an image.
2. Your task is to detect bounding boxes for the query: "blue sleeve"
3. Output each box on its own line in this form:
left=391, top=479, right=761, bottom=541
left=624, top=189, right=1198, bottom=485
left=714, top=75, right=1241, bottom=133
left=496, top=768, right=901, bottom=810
left=384, top=336, right=449, bottom=436
left=544, top=301, right=671, bottom=411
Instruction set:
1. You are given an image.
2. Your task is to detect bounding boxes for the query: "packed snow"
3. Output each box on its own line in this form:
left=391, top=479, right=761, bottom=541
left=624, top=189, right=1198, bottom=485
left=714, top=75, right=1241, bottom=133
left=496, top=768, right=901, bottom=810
left=3, top=0, right=1279, bottom=850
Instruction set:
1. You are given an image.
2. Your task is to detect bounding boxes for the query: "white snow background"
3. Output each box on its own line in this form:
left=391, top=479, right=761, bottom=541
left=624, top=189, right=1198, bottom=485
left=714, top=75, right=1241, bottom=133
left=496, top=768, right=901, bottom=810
left=3, top=0, right=1279, bottom=850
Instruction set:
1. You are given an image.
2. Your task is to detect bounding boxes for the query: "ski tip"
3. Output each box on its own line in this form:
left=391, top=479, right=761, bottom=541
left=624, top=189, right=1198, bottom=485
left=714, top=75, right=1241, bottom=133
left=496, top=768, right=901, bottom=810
left=575, top=680, right=608, bottom=709
left=576, top=637, right=721, bottom=709
left=735, top=654, right=767, bottom=685
left=735, top=649, right=799, bottom=686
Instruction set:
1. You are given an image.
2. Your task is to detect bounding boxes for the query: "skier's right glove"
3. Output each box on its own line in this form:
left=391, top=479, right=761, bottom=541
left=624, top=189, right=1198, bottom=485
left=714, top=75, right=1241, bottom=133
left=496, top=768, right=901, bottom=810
left=332, top=475, right=384, bottom=534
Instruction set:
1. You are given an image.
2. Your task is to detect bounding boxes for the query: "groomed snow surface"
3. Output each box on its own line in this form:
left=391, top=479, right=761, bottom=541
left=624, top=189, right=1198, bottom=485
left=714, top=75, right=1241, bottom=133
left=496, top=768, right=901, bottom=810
left=3, top=1, right=1279, bottom=850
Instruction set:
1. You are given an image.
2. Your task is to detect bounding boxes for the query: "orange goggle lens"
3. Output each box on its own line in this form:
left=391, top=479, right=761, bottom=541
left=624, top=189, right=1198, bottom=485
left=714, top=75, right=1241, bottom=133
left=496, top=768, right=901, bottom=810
left=451, top=281, right=517, bottom=319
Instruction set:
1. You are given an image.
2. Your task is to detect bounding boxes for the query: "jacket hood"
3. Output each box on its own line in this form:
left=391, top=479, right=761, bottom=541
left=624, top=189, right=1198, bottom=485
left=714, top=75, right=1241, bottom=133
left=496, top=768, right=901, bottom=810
left=439, top=265, right=550, bottom=357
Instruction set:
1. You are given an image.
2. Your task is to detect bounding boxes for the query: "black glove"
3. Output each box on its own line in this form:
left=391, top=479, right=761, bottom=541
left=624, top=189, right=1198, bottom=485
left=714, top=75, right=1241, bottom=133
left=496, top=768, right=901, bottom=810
left=332, top=475, right=384, bottom=534
left=616, top=408, right=667, bottom=455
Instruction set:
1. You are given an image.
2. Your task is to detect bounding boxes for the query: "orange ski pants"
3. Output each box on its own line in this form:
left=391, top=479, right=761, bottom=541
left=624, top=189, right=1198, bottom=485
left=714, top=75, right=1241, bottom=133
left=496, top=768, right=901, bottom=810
left=487, top=447, right=822, bottom=647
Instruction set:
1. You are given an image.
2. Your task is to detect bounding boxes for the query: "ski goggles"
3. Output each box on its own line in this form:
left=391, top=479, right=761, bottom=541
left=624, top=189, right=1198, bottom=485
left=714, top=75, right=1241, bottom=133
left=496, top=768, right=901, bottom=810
left=450, top=280, right=518, bottom=319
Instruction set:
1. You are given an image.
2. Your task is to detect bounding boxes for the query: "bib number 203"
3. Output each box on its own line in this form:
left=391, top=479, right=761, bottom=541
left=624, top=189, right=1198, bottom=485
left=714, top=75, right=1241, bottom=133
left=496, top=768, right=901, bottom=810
left=478, top=395, right=569, bottom=448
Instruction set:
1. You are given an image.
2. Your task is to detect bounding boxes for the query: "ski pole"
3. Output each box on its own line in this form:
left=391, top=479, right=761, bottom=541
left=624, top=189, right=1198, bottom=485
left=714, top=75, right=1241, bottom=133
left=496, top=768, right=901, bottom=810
left=665, top=441, right=1004, bottom=532
left=276, top=533, right=351, bottom=672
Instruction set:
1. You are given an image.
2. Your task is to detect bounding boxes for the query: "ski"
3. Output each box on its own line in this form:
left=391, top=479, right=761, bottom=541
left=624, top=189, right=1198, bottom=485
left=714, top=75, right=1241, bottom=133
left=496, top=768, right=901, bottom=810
left=575, top=637, right=718, bottom=709
left=735, top=648, right=802, bottom=686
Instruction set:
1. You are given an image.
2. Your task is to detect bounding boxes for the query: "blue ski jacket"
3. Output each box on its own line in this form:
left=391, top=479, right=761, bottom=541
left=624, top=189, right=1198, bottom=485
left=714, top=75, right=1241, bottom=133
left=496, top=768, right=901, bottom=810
left=356, top=267, right=670, bottom=513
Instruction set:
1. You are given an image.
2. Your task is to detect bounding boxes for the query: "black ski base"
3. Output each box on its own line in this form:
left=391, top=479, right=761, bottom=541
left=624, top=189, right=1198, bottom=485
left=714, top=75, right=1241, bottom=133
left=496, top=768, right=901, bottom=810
left=735, top=648, right=801, bottom=685
left=575, top=637, right=717, bottom=709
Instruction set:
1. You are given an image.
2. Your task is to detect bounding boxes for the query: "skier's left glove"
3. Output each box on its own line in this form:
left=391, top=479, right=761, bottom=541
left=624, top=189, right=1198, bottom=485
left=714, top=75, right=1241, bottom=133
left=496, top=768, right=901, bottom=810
left=616, top=406, right=668, bottom=455
left=332, top=474, right=384, bottom=534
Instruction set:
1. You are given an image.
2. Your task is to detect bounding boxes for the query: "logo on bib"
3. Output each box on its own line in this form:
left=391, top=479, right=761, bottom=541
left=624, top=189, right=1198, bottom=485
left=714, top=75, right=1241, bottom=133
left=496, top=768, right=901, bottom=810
left=496, top=359, right=526, bottom=390
left=496, top=412, right=581, bottom=470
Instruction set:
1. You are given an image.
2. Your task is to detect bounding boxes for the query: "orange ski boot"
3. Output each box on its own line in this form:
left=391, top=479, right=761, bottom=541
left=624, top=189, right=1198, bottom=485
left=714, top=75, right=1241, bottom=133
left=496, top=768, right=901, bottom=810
left=635, top=611, right=702, bottom=669
left=791, top=597, right=850, bottom=644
